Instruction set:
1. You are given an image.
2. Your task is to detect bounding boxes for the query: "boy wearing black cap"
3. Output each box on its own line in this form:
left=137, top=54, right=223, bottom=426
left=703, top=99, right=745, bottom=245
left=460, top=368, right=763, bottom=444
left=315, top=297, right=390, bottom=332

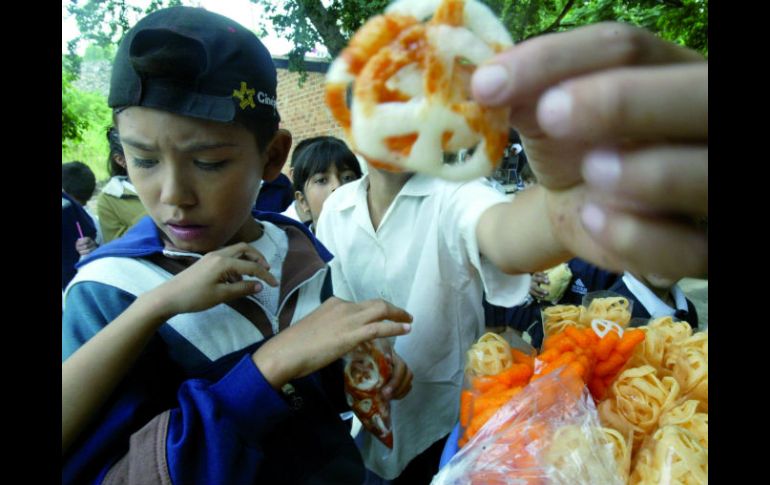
left=62, top=7, right=413, bottom=485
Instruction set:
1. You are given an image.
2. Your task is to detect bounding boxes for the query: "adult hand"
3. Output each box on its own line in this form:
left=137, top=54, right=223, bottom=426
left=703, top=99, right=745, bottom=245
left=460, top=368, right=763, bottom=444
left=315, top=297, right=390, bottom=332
left=146, top=242, right=278, bottom=318
left=529, top=272, right=550, bottom=300
left=253, top=297, right=413, bottom=389
left=472, top=22, right=707, bottom=279
left=75, top=237, right=98, bottom=256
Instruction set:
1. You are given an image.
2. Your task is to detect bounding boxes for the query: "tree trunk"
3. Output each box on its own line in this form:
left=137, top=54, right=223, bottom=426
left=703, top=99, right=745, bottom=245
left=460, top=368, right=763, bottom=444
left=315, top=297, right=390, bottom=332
left=299, top=0, right=348, bottom=56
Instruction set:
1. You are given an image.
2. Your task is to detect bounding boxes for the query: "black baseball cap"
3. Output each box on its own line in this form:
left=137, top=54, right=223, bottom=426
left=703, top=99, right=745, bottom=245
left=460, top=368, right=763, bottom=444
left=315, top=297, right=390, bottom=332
left=109, top=6, right=280, bottom=125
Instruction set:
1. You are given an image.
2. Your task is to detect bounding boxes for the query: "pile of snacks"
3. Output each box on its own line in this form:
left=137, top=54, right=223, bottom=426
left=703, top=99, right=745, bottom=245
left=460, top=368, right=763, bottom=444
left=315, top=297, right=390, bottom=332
left=449, top=298, right=707, bottom=484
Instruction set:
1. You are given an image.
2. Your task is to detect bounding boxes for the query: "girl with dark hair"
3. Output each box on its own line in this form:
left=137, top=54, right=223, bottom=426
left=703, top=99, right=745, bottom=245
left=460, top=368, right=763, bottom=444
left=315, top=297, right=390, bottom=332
left=290, top=136, right=363, bottom=231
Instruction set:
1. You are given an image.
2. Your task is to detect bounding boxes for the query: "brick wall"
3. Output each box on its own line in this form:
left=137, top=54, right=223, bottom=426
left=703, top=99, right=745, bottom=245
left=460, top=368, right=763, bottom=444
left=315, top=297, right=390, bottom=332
left=275, top=60, right=347, bottom=174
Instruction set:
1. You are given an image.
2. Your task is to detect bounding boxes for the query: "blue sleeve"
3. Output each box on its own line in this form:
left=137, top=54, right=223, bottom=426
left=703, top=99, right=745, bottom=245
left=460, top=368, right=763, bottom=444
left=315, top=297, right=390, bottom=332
left=167, top=355, right=292, bottom=485
left=62, top=282, right=293, bottom=485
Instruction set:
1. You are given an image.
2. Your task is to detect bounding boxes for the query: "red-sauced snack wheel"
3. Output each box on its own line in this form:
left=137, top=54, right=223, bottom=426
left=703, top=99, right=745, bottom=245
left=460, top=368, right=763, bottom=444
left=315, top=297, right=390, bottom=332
left=326, top=0, right=513, bottom=180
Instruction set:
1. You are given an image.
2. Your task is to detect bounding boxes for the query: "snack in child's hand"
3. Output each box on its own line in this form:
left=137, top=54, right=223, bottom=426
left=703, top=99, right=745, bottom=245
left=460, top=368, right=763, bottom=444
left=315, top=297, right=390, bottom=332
left=325, top=0, right=513, bottom=181
left=536, top=263, right=573, bottom=303
left=343, top=340, right=394, bottom=448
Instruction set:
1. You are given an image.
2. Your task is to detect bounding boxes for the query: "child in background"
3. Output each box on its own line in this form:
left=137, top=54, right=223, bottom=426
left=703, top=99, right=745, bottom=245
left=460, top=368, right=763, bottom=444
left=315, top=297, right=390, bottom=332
left=281, top=136, right=332, bottom=224
left=61, top=191, right=98, bottom=292
left=291, top=136, right=363, bottom=232
left=486, top=258, right=622, bottom=348
left=61, top=7, right=413, bottom=484
left=96, top=127, right=147, bottom=242
left=62, top=160, right=102, bottom=253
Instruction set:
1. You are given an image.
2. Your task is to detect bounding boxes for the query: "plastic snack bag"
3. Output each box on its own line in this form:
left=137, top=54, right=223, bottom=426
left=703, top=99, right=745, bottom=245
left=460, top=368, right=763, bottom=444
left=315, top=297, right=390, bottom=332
left=343, top=338, right=395, bottom=448
left=434, top=368, right=624, bottom=485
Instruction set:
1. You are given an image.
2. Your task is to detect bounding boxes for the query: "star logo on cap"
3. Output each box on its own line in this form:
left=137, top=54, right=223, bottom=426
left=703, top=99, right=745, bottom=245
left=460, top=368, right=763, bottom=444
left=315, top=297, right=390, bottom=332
left=233, top=82, right=256, bottom=110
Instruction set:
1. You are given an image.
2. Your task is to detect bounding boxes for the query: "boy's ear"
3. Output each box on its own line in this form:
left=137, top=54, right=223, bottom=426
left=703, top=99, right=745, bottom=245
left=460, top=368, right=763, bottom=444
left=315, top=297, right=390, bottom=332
left=262, top=129, right=292, bottom=182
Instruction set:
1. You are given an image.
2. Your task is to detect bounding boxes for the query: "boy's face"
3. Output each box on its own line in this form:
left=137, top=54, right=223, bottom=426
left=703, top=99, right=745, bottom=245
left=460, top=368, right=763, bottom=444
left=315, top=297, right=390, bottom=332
left=296, top=164, right=359, bottom=227
left=116, top=107, right=285, bottom=253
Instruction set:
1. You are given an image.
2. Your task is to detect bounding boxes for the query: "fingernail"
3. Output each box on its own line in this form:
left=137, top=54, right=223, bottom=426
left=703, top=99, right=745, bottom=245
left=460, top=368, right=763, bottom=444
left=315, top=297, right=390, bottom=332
left=472, top=64, right=512, bottom=104
left=581, top=203, right=606, bottom=235
left=538, top=87, right=572, bottom=137
left=583, top=150, right=622, bottom=188
left=254, top=282, right=263, bottom=292
left=402, top=323, right=412, bottom=332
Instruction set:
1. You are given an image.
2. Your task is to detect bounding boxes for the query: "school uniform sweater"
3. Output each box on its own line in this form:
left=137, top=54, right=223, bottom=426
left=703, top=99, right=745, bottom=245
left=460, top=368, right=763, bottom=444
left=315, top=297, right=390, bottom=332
left=62, top=213, right=364, bottom=485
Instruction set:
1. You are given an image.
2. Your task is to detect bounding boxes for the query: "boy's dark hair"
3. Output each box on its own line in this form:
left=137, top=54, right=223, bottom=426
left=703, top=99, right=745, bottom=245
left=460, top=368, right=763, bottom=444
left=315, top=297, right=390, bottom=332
left=291, top=136, right=362, bottom=194
left=106, top=126, right=127, bottom=177
left=62, top=161, right=96, bottom=205
left=109, top=6, right=279, bottom=151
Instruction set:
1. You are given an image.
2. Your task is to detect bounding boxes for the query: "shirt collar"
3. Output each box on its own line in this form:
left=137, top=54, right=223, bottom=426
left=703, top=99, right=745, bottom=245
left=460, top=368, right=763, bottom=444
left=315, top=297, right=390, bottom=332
left=335, top=172, right=446, bottom=212
left=622, top=272, right=687, bottom=317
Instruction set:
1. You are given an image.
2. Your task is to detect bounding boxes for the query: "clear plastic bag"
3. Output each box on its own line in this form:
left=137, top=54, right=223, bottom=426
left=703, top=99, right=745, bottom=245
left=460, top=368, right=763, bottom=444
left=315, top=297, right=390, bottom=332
left=342, top=338, right=394, bottom=448
left=434, top=369, right=625, bottom=485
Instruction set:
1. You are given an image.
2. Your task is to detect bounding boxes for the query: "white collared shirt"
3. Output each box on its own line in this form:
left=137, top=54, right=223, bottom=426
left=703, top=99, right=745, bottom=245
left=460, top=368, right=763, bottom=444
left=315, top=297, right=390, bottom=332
left=622, top=272, right=688, bottom=318
left=317, top=173, right=529, bottom=478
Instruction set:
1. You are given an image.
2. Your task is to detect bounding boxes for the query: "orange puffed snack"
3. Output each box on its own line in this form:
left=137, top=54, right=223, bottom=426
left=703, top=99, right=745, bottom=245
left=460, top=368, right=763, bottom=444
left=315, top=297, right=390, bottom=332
left=325, top=0, right=513, bottom=181
left=533, top=321, right=645, bottom=402
left=459, top=333, right=535, bottom=447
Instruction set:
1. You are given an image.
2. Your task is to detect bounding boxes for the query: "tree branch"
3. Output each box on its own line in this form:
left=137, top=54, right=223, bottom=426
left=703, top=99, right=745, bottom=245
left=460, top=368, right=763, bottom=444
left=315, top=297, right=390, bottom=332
left=298, top=0, right=348, bottom=56
left=543, top=0, right=576, bottom=34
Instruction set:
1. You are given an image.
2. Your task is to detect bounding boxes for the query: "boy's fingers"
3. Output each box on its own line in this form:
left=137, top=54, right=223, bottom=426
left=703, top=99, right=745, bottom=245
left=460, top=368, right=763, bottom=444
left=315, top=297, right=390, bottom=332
left=582, top=146, right=708, bottom=216
left=218, top=242, right=271, bottom=270
left=220, top=280, right=263, bottom=301
left=357, top=299, right=414, bottom=325
left=580, top=203, right=708, bottom=279
left=472, top=22, right=702, bottom=108
left=382, top=357, right=410, bottom=399
left=389, top=368, right=413, bottom=400
left=537, top=63, right=707, bottom=141
left=355, top=320, right=412, bottom=344
left=228, top=258, right=279, bottom=287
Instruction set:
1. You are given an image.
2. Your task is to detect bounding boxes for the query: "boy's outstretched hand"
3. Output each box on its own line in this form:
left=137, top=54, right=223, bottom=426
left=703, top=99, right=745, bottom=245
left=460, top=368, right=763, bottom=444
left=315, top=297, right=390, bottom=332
left=253, top=297, right=413, bottom=390
left=472, top=22, right=707, bottom=279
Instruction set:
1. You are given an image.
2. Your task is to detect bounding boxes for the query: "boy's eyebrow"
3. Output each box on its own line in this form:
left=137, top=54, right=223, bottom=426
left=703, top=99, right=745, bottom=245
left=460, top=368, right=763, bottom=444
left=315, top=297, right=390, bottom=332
left=120, top=137, right=157, bottom=152
left=120, top=137, right=239, bottom=153
left=178, top=142, right=239, bottom=153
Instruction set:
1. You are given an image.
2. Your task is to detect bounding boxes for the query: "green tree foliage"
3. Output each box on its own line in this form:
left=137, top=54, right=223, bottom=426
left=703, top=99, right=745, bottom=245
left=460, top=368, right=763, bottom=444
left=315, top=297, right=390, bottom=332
left=251, top=0, right=707, bottom=76
left=61, top=67, right=114, bottom=182
left=254, top=0, right=390, bottom=83
left=66, top=0, right=182, bottom=75
left=62, top=69, right=88, bottom=148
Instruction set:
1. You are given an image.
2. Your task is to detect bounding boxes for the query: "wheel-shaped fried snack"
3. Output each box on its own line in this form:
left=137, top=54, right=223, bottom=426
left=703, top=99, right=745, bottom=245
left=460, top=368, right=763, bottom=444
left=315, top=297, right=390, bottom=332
left=326, top=0, right=513, bottom=180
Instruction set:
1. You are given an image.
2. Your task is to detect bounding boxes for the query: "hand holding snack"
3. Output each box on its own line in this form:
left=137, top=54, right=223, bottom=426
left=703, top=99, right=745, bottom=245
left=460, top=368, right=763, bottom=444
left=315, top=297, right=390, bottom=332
left=472, top=23, right=707, bottom=280
left=253, top=298, right=412, bottom=390
left=529, top=272, right=550, bottom=300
